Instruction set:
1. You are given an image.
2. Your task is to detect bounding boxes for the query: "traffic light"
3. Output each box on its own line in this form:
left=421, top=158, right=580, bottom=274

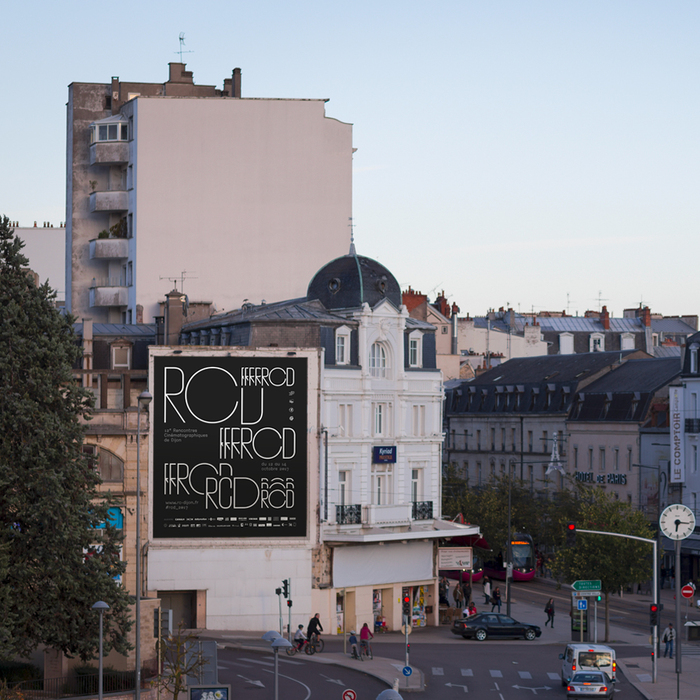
left=402, top=593, right=411, bottom=616
left=282, top=579, right=289, bottom=599
left=650, top=603, right=659, bottom=626
left=566, top=522, right=576, bottom=547
left=287, top=599, right=292, bottom=608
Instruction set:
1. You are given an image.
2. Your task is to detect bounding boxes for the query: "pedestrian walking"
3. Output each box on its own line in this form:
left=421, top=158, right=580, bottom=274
left=491, top=586, right=502, bottom=613
left=439, top=576, right=450, bottom=606
left=462, top=581, right=472, bottom=605
left=544, top=598, right=555, bottom=627
left=483, top=577, right=491, bottom=605
left=662, top=623, right=675, bottom=659
left=453, top=582, right=464, bottom=609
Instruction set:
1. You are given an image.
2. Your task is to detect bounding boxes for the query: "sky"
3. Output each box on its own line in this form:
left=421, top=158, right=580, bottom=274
left=2, top=1, right=699, bottom=318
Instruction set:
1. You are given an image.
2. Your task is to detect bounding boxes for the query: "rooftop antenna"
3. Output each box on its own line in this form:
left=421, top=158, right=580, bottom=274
left=175, top=33, right=194, bottom=62
left=348, top=217, right=356, bottom=255
left=595, top=290, right=609, bottom=312
left=159, top=270, right=198, bottom=292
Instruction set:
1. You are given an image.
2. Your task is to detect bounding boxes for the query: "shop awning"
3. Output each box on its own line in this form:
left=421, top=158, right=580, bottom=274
left=322, top=519, right=480, bottom=545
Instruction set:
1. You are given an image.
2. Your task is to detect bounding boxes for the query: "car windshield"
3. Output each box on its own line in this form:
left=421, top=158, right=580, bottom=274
left=572, top=673, right=605, bottom=683
left=579, top=652, right=612, bottom=669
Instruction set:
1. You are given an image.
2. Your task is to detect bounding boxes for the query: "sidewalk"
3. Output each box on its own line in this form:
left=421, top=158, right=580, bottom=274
left=199, top=580, right=700, bottom=695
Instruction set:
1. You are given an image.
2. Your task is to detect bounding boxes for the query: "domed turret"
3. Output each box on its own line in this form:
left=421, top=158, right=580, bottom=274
left=307, top=252, right=402, bottom=310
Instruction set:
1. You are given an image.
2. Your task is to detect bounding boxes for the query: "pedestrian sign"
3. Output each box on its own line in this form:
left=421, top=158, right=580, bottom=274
left=577, top=599, right=588, bottom=611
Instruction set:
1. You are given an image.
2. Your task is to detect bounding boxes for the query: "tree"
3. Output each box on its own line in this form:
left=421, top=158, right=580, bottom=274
left=0, top=216, right=132, bottom=660
left=155, top=624, right=210, bottom=700
left=552, top=488, right=654, bottom=641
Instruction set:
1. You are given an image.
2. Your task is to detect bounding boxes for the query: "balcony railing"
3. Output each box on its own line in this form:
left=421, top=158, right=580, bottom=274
left=336, top=504, right=361, bottom=525
left=412, top=500, right=434, bottom=521
left=72, top=369, right=148, bottom=411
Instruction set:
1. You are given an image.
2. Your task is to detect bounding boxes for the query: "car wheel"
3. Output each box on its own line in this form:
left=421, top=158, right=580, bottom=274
left=525, top=629, right=536, bottom=641
left=475, top=628, right=487, bottom=641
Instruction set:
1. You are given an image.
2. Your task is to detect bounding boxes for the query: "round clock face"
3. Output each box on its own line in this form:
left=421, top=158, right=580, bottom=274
left=659, top=504, right=696, bottom=540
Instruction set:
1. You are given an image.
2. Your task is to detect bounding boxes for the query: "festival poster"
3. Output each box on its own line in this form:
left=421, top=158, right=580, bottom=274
left=152, top=355, right=307, bottom=538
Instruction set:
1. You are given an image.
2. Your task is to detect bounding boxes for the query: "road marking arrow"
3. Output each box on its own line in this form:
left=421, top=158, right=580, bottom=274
left=511, top=685, right=551, bottom=694
left=445, top=682, right=468, bottom=692
left=237, top=674, right=265, bottom=688
left=320, top=674, right=346, bottom=685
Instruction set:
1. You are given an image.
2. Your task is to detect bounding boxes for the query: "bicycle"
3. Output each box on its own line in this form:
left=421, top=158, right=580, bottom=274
left=359, top=639, right=373, bottom=660
left=309, top=632, right=324, bottom=653
left=286, top=639, right=315, bottom=656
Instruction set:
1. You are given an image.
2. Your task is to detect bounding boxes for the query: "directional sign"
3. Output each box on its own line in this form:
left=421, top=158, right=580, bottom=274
left=403, top=666, right=413, bottom=677
left=572, top=590, right=602, bottom=597
left=572, top=580, right=601, bottom=591
left=577, top=599, right=588, bottom=611
left=682, top=585, right=694, bottom=599
left=342, top=690, right=357, bottom=700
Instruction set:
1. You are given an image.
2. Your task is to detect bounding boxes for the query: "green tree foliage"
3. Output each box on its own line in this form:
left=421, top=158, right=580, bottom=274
left=0, top=216, right=132, bottom=660
left=552, top=489, right=654, bottom=641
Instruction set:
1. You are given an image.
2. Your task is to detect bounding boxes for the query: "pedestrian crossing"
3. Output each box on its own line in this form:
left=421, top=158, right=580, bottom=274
left=430, top=667, right=561, bottom=683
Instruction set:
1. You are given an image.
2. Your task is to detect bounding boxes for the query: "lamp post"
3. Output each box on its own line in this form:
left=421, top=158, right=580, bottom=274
left=135, top=390, right=152, bottom=700
left=506, top=460, right=515, bottom=616
left=92, top=601, right=110, bottom=700
left=263, top=631, right=291, bottom=700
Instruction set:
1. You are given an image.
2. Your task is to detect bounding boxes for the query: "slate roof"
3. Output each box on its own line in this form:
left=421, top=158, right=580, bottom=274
left=574, top=357, right=681, bottom=395
left=652, top=345, right=682, bottom=358
left=73, top=322, right=157, bottom=337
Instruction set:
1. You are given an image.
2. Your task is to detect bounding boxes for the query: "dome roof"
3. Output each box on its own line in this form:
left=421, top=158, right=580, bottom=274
left=306, top=253, right=402, bottom=310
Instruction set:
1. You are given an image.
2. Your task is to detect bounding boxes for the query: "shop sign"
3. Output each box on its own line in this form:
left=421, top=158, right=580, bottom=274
left=373, top=445, right=397, bottom=463
left=438, top=547, right=473, bottom=570
left=670, top=386, right=684, bottom=483
left=575, top=472, right=627, bottom=485
left=152, top=355, right=308, bottom=538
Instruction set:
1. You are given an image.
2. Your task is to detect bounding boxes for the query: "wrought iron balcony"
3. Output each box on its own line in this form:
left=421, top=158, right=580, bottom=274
left=336, top=504, right=362, bottom=525
left=412, top=500, right=434, bottom=521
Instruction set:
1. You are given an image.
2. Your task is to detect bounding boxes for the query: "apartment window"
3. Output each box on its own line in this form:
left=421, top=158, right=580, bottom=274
left=463, top=461, right=469, bottom=481
left=127, top=261, right=133, bottom=287
left=590, top=333, right=605, bottom=352
left=111, top=344, right=131, bottom=370
left=373, top=403, right=386, bottom=436
left=83, top=445, right=123, bottom=482
left=588, top=448, right=594, bottom=470
left=371, top=464, right=393, bottom=505
left=528, top=431, right=533, bottom=453
left=477, top=462, right=482, bottom=486
left=338, top=470, right=349, bottom=506
left=621, top=333, right=635, bottom=350
left=336, top=335, right=346, bottom=364
left=559, top=332, right=574, bottom=355
left=476, top=430, right=481, bottom=451
left=412, top=405, right=426, bottom=436
left=599, top=448, right=606, bottom=472
left=91, top=120, right=129, bottom=143
left=464, top=430, right=469, bottom=451
left=369, top=342, right=387, bottom=377
left=691, top=344, right=700, bottom=374
left=573, top=446, right=578, bottom=469
left=511, top=428, right=517, bottom=452
left=501, top=428, right=506, bottom=451
left=614, top=448, right=619, bottom=471
left=542, top=431, right=548, bottom=453
left=627, top=447, right=633, bottom=471
left=411, top=468, right=422, bottom=502
left=491, top=428, right=496, bottom=451
left=338, top=404, right=353, bottom=437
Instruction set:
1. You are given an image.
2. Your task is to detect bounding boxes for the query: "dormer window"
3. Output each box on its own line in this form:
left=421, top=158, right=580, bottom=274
left=90, top=117, right=129, bottom=144
left=408, top=330, right=422, bottom=368
left=369, top=342, right=387, bottom=378
left=335, top=325, right=351, bottom=365
left=589, top=333, right=605, bottom=352
left=690, top=343, right=699, bottom=374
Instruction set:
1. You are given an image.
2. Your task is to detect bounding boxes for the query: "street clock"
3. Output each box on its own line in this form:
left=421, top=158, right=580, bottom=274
left=659, top=504, right=696, bottom=540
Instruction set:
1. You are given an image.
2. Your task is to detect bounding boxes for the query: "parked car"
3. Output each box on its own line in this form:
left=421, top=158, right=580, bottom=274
left=565, top=670, right=614, bottom=699
left=451, top=612, right=541, bottom=641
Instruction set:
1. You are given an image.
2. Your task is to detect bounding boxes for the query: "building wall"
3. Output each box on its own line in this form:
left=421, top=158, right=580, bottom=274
left=457, top=319, right=547, bottom=362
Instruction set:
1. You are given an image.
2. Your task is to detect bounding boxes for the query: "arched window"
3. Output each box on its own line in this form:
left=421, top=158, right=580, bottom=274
left=369, top=342, right=387, bottom=378
left=84, top=445, right=124, bottom=482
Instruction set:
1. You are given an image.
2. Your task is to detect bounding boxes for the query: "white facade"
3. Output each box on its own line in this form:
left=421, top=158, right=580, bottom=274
left=66, top=67, right=352, bottom=324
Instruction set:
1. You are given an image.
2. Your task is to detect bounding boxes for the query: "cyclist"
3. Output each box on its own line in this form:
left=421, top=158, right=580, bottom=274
left=359, top=622, right=374, bottom=656
left=307, top=612, right=323, bottom=645
left=348, top=630, right=359, bottom=658
left=293, top=624, right=307, bottom=651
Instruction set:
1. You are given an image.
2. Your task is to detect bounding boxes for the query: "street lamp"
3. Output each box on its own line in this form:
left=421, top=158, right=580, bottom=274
left=92, top=601, right=110, bottom=700
left=135, top=390, right=152, bottom=700
left=263, top=632, right=291, bottom=700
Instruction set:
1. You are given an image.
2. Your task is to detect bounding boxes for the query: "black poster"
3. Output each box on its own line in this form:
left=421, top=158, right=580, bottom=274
left=152, top=355, right=307, bottom=538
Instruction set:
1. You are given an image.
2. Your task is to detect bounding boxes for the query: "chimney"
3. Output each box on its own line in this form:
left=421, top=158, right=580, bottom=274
left=642, top=306, right=651, bottom=327
left=165, top=289, right=186, bottom=344
left=601, top=305, right=610, bottom=330
left=232, top=68, right=242, bottom=98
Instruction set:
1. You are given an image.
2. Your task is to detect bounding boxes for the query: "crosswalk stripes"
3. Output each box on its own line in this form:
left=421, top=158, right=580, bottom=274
left=548, top=672, right=560, bottom=680
left=518, top=671, right=532, bottom=679
left=461, top=669, right=473, bottom=676
left=489, top=670, right=503, bottom=678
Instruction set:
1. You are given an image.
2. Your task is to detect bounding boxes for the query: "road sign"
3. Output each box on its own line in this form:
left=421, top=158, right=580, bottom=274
left=572, top=580, right=601, bottom=591
left=577, top=599, right=588, bottom=611
left=402, top=666, right=413, bottom=677
left=343, top=690, right=357, bottom=700
left=571, top=590, right=602, bottom=597
left=682, top=585, right=694, bottom=599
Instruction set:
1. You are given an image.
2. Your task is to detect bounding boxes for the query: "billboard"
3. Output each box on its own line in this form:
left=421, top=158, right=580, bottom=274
left=152, top=355, right=307, bottom=538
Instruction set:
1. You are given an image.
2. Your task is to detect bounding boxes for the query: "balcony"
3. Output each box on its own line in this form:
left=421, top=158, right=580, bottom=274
left=89, top=190, right=128, bottom=213
left=336, top=504, right=362, bottom=525
left=412, top=500, right=434, bottom=521
left=686, top=418, right=700, bottom=434
left=363, top=503, right=412, bottom=526
left=89, top=279, right=128, bottom=308
left=89, top=238, right=129, bottom=260
left=89, top=141, right=129, bottom=166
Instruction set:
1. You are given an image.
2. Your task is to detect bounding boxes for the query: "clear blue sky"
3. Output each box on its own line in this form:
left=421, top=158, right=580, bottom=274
left=3, top=1, right=699, bottom=318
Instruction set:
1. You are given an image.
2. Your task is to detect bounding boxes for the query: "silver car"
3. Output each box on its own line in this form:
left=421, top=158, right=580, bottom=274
left=566, top=671, right=614, bottom=700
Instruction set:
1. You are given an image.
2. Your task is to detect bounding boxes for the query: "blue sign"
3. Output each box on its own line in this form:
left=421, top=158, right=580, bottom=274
left=577, top=599, right=588, bottom=611
left=403, top=666, right=413, bottom=677
left=373, top=446, right=397, bottom=463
